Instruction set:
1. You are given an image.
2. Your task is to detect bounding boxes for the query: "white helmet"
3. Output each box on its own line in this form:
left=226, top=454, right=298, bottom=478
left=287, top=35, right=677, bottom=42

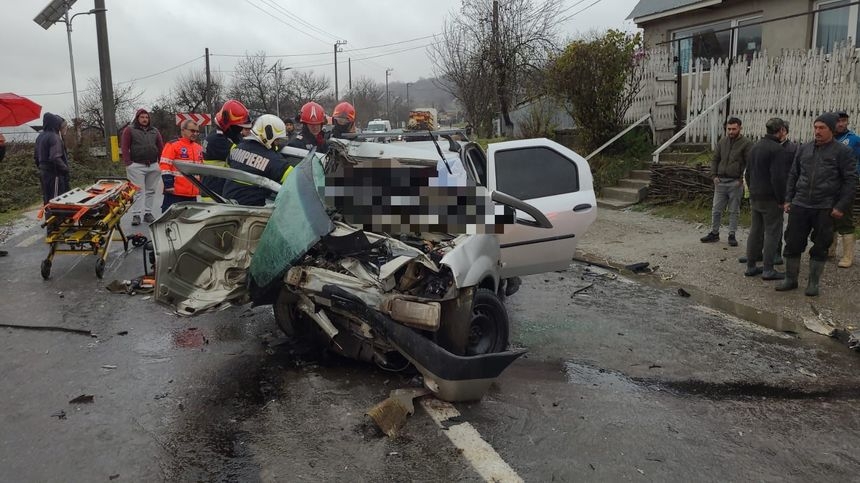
left=251, top=114, right=288, bottom=149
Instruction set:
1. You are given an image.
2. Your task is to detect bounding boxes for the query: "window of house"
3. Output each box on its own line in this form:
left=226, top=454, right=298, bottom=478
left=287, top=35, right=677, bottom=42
left=494, top=147, right=579, bottom=200
left=672, top=15, right=762, bottom=73
left=814, top=0, right=860, bottom=53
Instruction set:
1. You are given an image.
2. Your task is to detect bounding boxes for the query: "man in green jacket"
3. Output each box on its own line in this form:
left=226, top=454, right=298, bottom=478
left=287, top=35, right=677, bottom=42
left=701, top=117, right=752, bottom=247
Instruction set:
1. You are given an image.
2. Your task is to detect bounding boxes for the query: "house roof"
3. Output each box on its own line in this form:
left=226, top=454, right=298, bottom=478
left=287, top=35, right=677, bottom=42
left=627, top=0, right=723, bottom=23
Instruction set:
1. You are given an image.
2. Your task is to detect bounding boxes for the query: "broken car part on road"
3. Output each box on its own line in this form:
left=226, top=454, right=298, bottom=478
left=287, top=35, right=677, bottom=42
left=151, top=137, right=596, bottom=401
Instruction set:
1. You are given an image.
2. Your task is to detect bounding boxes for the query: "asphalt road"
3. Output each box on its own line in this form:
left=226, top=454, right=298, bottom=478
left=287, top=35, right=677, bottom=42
left=1, top=213, right=859, bottom=482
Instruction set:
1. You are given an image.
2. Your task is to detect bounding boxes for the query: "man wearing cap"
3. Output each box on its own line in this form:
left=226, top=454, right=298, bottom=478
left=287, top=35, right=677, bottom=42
left=829, top=111, right=860, bottom=267
left=777, top=113, right=858, bottom=296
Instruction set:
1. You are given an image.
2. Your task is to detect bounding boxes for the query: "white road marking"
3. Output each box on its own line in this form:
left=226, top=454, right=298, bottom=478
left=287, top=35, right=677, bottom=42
left=15, top=233, right=43, bottom=248
left=420, top=398, right=523, bottom=483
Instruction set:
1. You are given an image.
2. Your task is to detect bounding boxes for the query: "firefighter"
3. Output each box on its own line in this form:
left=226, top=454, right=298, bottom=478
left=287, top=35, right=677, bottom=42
left=159, top=119, right=204, bottom=211
left=288, top=101, right=329, bottom=153
left=201, top=100, right=252, bottom=198
left=331, top=101, right=356, bottom=139
left=222, top=114, right=293, bottom=206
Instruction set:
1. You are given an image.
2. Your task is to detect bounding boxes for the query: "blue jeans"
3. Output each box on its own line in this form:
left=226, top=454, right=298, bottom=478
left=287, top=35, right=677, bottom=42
left=710, top=178, right=743, bottom=234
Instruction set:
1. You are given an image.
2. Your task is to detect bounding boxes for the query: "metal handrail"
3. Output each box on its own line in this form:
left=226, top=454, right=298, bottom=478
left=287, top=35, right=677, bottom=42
left=586, top=114, right=652, bottom=160
left=652, top=91, right=732, bottom=164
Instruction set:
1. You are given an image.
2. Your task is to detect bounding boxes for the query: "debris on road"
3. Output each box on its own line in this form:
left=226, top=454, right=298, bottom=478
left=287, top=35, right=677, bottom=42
left=154, top=393, right=169, bottom=400
left=51, top=410, right=67, bottom=420
left=116, top=331, right=128, bottom=336
left=367, top=388, right=430, bottom=437
left=69, top=395, right=94, bottom=404
left=571, top=283, right=594, bottom=296
left=797, top=367, right=817, bottom=378
left=625, top=262, right=650, bottom=273
left=0, top=323, right=94, bottom=337
left=849, top=330, right=860, bottom=351
left=102, top=365, right=117, bottom=370
left=677, top=288, right=691, bottom=298
left=802, top=316, right=836, bottom=337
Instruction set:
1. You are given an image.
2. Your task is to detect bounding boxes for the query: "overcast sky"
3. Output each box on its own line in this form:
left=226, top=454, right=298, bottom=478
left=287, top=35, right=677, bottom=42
left=3, top=0, right=639, bottom=126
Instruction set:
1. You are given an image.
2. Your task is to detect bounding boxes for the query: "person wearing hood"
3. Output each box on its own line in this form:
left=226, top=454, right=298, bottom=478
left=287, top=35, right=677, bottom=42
left=201, top=100, right=252, bottom=199
left=777, top=113, right=858, bottom=296
left=827, top=111, right=860, bottom=267
left=33, top=112, right=70, bottom=205
left=288, top=101, right=329, bottom=153
left=121, top=108, right=164, bottom=225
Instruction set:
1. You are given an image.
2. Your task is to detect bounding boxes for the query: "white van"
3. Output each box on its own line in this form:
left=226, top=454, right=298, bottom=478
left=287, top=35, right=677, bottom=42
left=365, top=119, right=392, bottom=133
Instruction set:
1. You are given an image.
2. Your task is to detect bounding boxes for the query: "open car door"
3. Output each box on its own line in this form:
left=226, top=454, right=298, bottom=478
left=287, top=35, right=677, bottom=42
left=487, top=138, right=597, bottom=278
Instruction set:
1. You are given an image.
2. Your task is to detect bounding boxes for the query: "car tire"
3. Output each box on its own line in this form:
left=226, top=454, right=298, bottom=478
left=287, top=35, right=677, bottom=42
left=273, top=288, right=313, bottom=338
left=466, top=288, right=510, bottom=356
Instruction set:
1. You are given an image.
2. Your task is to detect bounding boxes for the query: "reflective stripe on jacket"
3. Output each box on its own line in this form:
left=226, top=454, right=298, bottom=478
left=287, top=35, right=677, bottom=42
left=159, top=137, right=204, bottom=197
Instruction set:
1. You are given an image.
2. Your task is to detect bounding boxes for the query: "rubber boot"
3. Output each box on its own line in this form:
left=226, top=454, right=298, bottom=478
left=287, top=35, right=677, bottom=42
left=828, top=235, right=839, bottom=259
left=838, top=233, right=855, bottom=268
left=775, top=257, right=800, bottom=291
left=805, top=259, right=826, bottom=296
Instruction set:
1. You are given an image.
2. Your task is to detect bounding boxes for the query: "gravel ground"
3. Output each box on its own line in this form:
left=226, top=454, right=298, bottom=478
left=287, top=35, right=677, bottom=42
left=577, top=207, right=859, bottom=340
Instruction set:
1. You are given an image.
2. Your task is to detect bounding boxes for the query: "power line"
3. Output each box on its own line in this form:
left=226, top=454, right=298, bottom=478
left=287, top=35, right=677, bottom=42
left=557, top=0, right=605, bottom=24
left=287, top=41, right=442, bottom=70
left=558, top=0, right=591, bottom=16
left=343, top=34, right=439, bottom=52
left=22, top=55, right=204, bottom=97
left=241, top=0, right=330, bottom=45
left=261, top=0, right=339, bottom=43
left=211, top=34, right=440, bottom=60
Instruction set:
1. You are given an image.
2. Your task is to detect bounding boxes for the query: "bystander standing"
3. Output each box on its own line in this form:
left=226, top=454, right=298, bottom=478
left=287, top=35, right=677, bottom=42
left=159, top=120, right=203, bottom=212
left=701, top=117, right=752, bottom=247
left=777, top=113, right=858, bottom=296
left=829, top=111, right=860, bottom=268
left=121, top=109, right=164, bottom=226
left=34, top=112, right=70, bottom=205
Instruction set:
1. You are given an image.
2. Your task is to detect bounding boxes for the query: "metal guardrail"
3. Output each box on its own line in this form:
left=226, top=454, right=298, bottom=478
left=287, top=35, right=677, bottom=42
left=585, top=114, right=652, bottom=160
left=652, top=91, right=732, bottom=164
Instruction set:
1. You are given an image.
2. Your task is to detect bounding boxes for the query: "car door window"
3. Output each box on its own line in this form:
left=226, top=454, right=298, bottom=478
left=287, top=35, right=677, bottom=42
left=494, top=147, right=579, bottom=200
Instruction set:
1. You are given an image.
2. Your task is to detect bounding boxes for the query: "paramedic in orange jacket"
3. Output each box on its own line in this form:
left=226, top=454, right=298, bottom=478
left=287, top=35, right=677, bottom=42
left=159, top=119, right=204, bottom=212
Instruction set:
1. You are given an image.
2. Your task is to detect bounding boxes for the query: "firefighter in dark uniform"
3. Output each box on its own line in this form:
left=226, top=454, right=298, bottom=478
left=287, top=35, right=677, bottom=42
left=201, top=99, right=252, bottom=198
left=288, top=101, right=329, bottom=153
left=222, top=114, right=293, bottom=206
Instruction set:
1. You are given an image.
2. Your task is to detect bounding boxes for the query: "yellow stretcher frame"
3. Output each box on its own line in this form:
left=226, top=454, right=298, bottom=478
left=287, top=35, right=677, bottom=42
left=37, top=178, right=139, bottom=279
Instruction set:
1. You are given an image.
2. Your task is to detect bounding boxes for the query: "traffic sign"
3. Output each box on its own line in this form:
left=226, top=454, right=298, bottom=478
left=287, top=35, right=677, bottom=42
left=175, top=112, right=211, bottom=126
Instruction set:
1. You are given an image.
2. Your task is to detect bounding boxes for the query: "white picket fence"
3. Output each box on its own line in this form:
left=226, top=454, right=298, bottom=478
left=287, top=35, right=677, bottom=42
left=687, top=43, right=860, bottom=144
left=625, top=47, right=676, bottom=132
left=628, top=43, right=860, bottom=145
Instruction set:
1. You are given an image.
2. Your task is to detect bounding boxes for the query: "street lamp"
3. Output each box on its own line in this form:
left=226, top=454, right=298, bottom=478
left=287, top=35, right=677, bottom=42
left=385, top=68, right=393, bottom=119
left=406, top=82, right=412, bottom=108
left=34, top=0, right=105, bottom=140
left=333, top=40, right=347, bottom=100
left=268, top=61, right=292, bottom=119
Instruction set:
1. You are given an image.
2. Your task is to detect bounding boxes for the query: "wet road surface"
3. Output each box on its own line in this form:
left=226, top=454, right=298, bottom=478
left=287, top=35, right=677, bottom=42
left=1, top=215, right=859, bottom=482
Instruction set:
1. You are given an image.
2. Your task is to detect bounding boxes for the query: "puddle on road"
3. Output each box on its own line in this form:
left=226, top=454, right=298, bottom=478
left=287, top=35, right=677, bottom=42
left=564, top=361, right=860, bottom=401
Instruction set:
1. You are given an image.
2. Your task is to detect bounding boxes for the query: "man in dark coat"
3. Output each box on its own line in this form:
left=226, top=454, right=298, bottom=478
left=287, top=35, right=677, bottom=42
left=744, top=118, right=791, bottom=280
left=34, top=112, right=70, bottom=205
left=777, top=113, right=858, bottom=296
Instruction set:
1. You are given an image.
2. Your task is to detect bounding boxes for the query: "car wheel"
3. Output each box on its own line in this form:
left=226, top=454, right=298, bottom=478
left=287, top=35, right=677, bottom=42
left=466, top=288, right=509, bottom=356
left=273, top=287, right=312, bottom=338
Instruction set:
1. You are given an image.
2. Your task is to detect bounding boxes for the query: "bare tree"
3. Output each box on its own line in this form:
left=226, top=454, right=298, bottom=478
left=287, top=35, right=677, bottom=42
left=79, top=77, right=143, bottom=134
left=229, top=51, right=275, bottom=113
left=284, top=70, right=332, bottom=116
left=431, top=0, right=562, bottom=137
left=429, top=19, right=496, bottom=137
left=347, top=77, right=384, bottom=127
left=171, top=69, right=224, bottom=114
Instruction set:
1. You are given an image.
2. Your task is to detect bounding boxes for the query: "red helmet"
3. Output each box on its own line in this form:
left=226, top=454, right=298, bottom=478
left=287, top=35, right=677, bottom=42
left=300, top=101, right=326, bottom=125
left=332, top=102, right=356, bottom=124
left=216, top=99, right=251, bottom=131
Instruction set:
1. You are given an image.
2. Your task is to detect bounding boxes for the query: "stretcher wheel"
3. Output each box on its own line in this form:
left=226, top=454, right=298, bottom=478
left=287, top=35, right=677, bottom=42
left=95, top=258, right=106, bottom=279
left=40, top=259, right=52, bottom=280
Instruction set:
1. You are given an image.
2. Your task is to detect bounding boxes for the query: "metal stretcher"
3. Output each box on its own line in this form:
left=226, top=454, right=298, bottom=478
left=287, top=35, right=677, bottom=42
left=37, top=178, right=138, bottom=279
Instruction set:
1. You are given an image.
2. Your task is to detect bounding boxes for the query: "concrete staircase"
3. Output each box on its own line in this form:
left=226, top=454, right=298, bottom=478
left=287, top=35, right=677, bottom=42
left=597, top=169, right=651, bottom=210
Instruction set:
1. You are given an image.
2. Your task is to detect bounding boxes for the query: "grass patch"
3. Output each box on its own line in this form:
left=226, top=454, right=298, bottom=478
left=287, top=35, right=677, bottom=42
left=633, top=199, right=753, bottom=229
left=588, top=154, right=648, bottom=196
left=0, top=144, right=125, bottom=219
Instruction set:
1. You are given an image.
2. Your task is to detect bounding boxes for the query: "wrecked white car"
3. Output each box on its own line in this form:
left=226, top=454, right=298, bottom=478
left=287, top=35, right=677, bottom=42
left=150, top=136, right=596, bottom=401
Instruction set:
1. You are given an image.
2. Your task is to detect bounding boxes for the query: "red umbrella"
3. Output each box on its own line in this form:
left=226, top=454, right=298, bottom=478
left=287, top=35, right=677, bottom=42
left=0, top=93, right=42, bottom=127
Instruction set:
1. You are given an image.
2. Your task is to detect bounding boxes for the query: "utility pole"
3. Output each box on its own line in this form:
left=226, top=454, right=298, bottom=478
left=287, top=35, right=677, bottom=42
left=205, top=47, right=212, bottom=118
left=268, top=61, right=292, bottom=119
left=406, top=82, right=412, bottom=108
left=334, top=40, right=347, bottom=100
left=94, top=0, right=117, bottom=161
left=385, top=68, right=393, bottom=119
left=348, top=57, right=353, bottom=105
